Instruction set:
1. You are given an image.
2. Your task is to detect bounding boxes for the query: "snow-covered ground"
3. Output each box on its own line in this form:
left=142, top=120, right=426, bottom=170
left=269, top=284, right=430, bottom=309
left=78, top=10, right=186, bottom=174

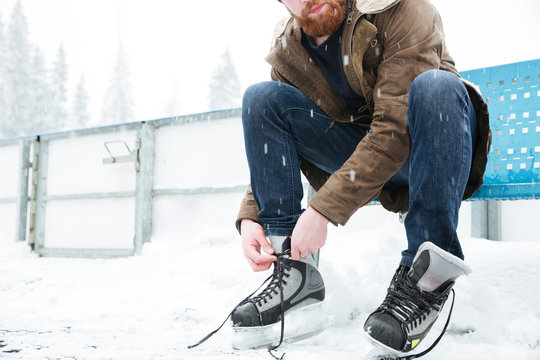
left=1, top=118, right=539, bottom=359
left=1, top=204, right=539, bottom=360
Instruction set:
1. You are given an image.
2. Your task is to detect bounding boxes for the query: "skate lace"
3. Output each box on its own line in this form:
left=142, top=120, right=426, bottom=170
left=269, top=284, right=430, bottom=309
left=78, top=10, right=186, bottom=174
left=187, top=251, right=291, bottom=360
left=382, top=275, right=449, bottom=331
left=377, top=274, right=456, bottom=360
left=248, top=255, right=291, bottom=307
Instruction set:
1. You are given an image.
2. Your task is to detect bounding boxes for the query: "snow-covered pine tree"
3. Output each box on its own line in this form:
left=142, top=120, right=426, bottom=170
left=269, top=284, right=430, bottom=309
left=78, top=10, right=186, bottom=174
left=28, top=47, right=50, bottom=134
left=4, top=0, right=33, bottom=137
left=208, top=48, right=241, bottom=111
left=102, top=43, right=134, bottom=125
left=73, top=75, right=90, bottom=129
left=0, top=11, right=8, bottom=137
left=49, top=44, right=69, bottom=131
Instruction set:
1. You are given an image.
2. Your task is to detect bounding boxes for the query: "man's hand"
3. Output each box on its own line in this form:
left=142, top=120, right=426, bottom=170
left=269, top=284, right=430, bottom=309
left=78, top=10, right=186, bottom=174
left=241, top=219, right=277, bottom=272
left=291, top=207, right=329, bottom=261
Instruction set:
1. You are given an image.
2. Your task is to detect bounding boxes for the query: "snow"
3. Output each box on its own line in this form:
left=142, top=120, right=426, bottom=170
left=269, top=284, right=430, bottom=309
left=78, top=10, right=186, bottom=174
left=0, top=144, right=19, bottom=198
left=1, top=202, right=539, bottom=359
left=1, top=116, right=539, bottom=358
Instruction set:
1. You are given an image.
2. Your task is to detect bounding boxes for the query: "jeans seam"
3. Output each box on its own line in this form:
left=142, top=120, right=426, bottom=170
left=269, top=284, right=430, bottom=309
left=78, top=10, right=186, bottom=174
left=280, top=118, right=295, bottom=218
left=281, top=107, right=333, bottom=122
left=447, top=98, right=469, bottom=254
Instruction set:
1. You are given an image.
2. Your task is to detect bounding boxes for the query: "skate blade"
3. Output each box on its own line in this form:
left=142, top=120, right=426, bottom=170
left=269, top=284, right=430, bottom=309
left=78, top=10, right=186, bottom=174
left=363, top=330, right=405, bottom=359
left=231, top=302, right=326, bottom=350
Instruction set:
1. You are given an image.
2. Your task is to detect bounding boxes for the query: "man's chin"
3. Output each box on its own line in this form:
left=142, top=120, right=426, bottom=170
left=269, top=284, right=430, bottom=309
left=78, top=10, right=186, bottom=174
left=302, top=20, right=343, bottom=38
left=294, top=1, right=346, bottom=38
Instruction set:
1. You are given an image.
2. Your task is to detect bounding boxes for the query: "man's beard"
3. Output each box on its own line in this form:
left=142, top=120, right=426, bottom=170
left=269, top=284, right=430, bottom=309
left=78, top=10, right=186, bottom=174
left=291, top=0, right=347, bottom=38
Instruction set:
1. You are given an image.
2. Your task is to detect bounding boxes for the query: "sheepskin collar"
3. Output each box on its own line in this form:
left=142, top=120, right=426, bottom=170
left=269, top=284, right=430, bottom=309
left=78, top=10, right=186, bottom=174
left=356, top=0, right=401, bottom=14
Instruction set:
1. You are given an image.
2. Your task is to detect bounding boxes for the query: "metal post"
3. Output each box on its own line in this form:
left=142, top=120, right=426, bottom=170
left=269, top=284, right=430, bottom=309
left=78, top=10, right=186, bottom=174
left=31, top=139, right=49, bottom=252
left=487, top=200, right=502, bottom=241
left=471, top=200, right=501, bottom=241
left=134, top=123, right=155, bottom=255
left=15, top=140, right=32, bottom=242
left=471, top=201, right=488, bottom=239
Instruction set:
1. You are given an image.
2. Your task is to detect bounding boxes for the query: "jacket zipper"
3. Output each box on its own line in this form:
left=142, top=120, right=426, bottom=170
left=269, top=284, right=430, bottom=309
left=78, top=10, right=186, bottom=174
left=346, top=0, right=354, bottom=24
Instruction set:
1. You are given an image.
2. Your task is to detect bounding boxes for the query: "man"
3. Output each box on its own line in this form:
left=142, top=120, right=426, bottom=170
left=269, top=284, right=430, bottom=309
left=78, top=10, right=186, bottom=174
left=232, top=0, right=490, bottom=355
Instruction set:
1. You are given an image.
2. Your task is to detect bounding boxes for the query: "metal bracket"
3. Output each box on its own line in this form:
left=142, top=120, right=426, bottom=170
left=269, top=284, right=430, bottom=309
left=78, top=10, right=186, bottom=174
left=102, top=140, right=139, bottom=169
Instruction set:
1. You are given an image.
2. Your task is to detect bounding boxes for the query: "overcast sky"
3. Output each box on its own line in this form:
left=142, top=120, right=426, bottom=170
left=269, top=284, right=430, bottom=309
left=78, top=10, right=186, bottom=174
left=1, top=0, right=539, bottom=125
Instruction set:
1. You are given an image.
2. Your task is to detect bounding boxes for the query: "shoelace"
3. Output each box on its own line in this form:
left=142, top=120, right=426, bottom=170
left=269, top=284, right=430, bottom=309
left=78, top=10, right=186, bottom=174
left=249, top=256, right=291, bottom=307
left=377, top=275, right=456, bottom=360
left=187, top=250, right=291, bottom=360
left=383, top=275, right=449, bottom=329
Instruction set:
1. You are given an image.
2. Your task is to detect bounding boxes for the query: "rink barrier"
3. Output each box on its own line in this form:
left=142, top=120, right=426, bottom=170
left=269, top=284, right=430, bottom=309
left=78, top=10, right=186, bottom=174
left=0, top=109, right=242, bottom=257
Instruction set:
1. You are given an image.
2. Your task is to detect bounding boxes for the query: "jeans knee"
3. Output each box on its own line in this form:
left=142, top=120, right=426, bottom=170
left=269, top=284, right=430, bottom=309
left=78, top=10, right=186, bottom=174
left=410, top=70, right=464, bottom=104
left=243, top=82, right=273, bottom=131
left=242, top=81, right=295, bottom=133
left=242, top=81, right=282, bottom=112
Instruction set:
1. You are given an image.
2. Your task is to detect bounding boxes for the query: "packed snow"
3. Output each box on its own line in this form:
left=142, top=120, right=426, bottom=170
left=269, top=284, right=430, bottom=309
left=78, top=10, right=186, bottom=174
left=1, top=202, right=539, bottom=359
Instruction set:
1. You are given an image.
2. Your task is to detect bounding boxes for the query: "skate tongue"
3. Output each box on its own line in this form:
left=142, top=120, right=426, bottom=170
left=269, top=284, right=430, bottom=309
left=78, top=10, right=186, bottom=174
left=269, top=236, right=291, bottom=255
left=408, top=242, right=471, bottom=293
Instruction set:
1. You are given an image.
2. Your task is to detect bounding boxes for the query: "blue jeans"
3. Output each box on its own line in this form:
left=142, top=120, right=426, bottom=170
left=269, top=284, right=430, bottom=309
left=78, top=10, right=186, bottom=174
left=242, top=70, right=477, bottom=267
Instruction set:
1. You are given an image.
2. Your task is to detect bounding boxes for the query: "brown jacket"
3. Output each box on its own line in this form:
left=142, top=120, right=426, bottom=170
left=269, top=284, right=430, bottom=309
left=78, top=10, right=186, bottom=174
left=237, top=0, right=491, bottom=227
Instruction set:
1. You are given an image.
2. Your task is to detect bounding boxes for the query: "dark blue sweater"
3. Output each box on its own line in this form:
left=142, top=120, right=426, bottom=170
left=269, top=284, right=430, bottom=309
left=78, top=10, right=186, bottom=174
left=301, top=21, right=367, bottom=110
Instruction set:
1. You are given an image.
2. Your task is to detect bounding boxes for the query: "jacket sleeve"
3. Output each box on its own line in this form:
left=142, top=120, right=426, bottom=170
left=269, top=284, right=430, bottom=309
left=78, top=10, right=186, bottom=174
left=235, top=184, right=262, bottom=233
left=309, top=0, right=446, bottom=225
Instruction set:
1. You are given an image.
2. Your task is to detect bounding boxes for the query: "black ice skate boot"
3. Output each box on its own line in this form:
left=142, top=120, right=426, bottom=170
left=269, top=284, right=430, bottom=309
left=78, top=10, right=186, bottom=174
left=231, top=236, right=326, bottom=350
left=364, top=241, right=471, bottom=357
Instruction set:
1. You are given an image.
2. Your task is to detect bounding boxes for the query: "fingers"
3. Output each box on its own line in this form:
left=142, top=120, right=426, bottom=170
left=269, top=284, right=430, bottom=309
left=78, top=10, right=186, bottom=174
left=244, top=235, right=276, bottom=272
left=240, top=220, right=277, bottom=271
left=291, top=244, right=301, bottom=261
left=256, top=235, right=275, bottom=256
left=246, top=244, right=277, bottom=263
left=291, top=245, right=310, bottom=261
left=291, top=233, right=311, bottom=261
left=246, top=257, right=273, bottom=272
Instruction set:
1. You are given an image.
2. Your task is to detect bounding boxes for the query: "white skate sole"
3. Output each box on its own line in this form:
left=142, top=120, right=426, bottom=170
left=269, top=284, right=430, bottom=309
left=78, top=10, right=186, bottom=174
left=231, top=301, right=327, bottom=350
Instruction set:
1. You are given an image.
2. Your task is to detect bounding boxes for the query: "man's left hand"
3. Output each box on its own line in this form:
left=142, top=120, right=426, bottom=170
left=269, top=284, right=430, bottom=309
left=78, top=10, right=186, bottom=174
left=291, top=207, right=329, bottom=261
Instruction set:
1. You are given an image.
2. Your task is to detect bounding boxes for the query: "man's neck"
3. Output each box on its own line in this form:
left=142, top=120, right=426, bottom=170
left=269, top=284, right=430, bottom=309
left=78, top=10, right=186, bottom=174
left=313, top=34, right=330, bottom=46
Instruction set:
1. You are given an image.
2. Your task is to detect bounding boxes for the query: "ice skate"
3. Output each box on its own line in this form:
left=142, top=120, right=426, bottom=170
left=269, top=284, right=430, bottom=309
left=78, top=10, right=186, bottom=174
left=231, top=236, right=326, bottom=350
left=364, top=241, right=471, bottom=357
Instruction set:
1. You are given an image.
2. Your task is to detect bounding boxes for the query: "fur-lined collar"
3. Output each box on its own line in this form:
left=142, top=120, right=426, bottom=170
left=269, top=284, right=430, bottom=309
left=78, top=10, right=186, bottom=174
left=356, top=0, right=401, bottom=14
left=272, top=0, right=401, bottom=41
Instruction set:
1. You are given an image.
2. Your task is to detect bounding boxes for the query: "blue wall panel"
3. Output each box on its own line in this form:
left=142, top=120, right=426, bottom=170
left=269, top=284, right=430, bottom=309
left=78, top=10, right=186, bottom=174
left=461, top=59, right=540, bottom=200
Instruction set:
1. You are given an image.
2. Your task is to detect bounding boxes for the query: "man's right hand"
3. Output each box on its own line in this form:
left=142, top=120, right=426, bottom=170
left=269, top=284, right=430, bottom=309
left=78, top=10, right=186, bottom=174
left=241, top=219, right=277, bottom=272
